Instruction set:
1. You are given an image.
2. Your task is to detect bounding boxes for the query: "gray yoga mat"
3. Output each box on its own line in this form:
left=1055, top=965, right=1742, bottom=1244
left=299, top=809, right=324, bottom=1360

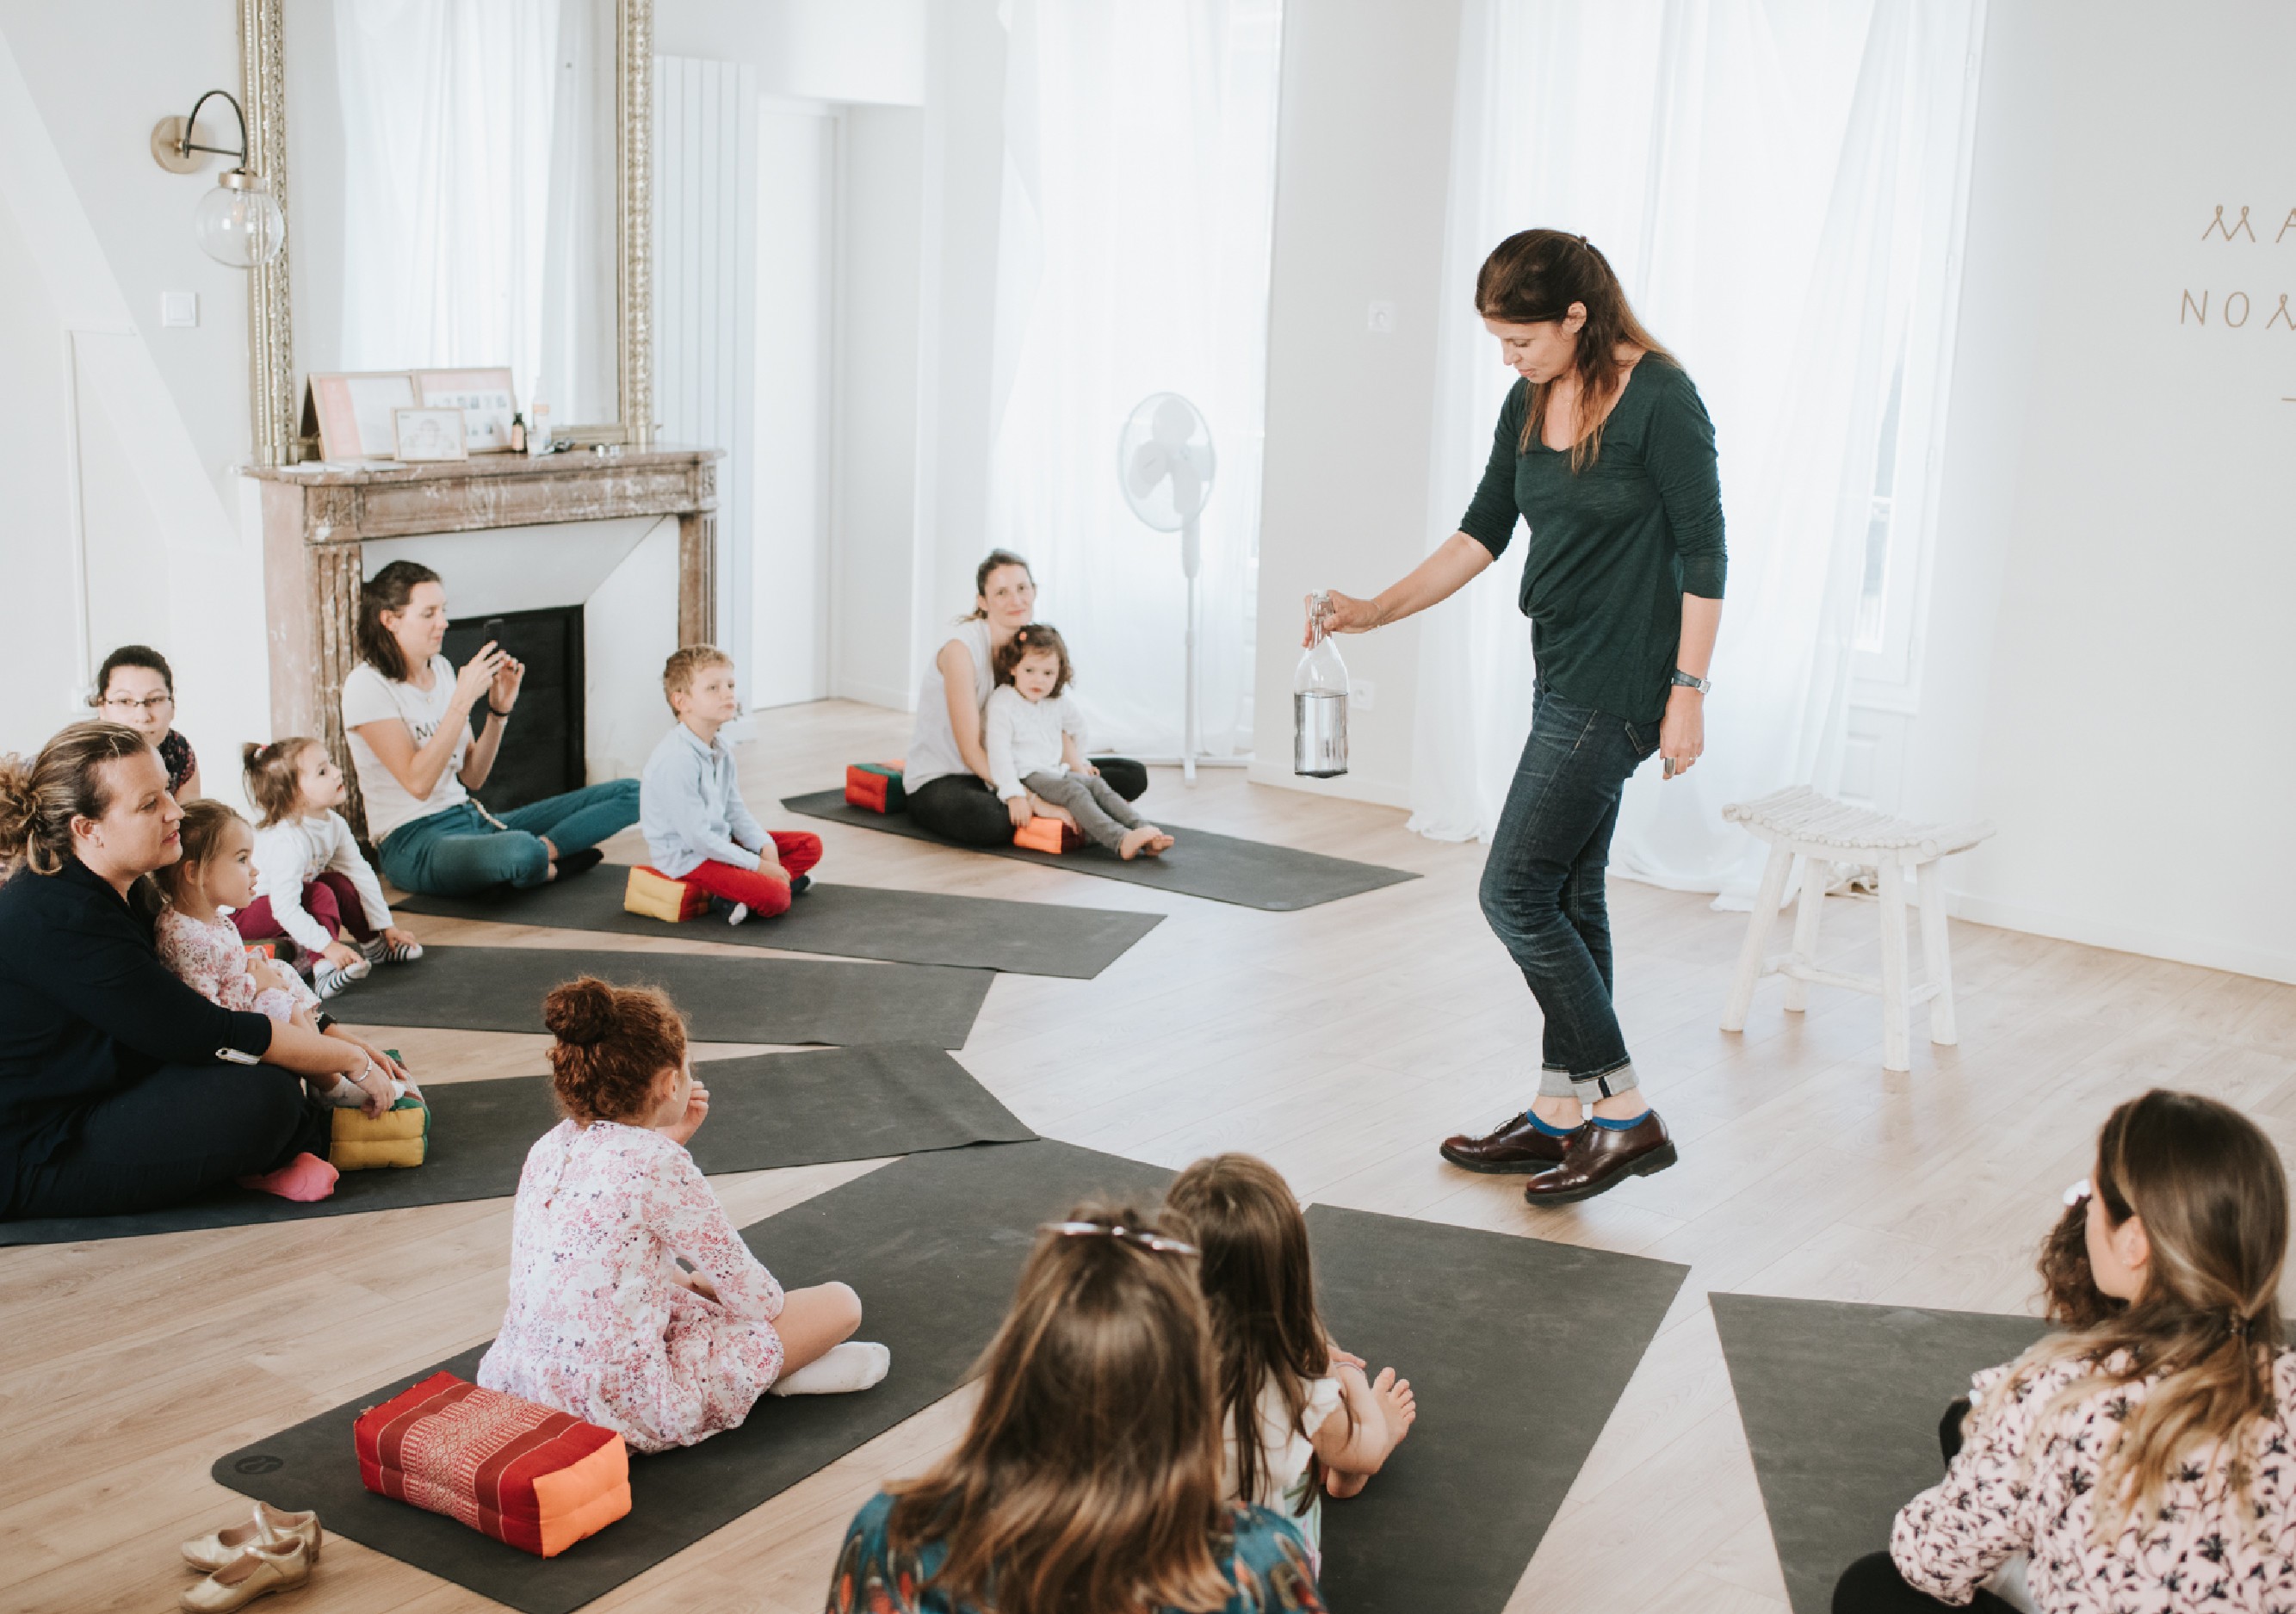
left=1713, top=1294, right=2052, bottom=1614
left=214, top=1140, right=1175, bottom=1614
left=782, top=789, right=1420, bottom=912
left=335, top=944, right=991, bottom=1049
left=1307, top=1203, right=1688, bottom=1613
left=0, top=1048, right=1031, bottom=1246
left=394, top=874, right=1161, bottom=979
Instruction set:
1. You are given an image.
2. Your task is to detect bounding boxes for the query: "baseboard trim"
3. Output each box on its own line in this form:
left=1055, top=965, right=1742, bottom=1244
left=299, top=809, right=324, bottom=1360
left=1950, top=892, right=2295, bottom=986
left=828, top=678, right=914, bottom=714
left=1244, top=760, right=1414, bottom=811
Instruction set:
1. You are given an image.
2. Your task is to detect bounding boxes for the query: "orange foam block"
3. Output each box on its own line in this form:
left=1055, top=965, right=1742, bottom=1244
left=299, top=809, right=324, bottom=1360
left=1013, top=816, right=1085, bottom=854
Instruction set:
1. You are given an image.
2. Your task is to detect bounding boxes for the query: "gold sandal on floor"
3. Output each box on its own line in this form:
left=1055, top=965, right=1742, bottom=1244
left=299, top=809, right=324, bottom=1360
left=179, top=1537, right=309, bottom=1612
left=181, top=1502, right=321, bottom=1573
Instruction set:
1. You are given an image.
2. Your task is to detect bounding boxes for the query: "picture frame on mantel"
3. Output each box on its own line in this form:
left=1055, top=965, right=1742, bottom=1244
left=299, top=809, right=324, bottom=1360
left=302, top=371, right=417, bottom=461
left=393, top=406, right=469, bottom=462
left=415, top=367, right=518, bottom=453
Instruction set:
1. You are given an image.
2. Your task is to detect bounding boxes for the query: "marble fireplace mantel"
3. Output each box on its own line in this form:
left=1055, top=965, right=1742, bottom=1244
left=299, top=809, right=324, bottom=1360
left=248, top=446, right=721, bottom=838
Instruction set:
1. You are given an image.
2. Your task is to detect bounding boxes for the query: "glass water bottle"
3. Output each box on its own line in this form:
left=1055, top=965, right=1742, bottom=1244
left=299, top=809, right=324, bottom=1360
left=1293, top=592, right=1350, bottom=777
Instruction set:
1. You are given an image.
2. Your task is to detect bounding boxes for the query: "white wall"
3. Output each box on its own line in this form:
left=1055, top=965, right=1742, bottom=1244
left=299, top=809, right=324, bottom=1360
left=658, top=0, right=925, bottom=107
left=832, top=105, right=926, bottom=709
left=1250, top=0, right=1464, bottom=808
left=1904, top=0, right=2296, bottom=984
left=0, top=3, right=268, bottom=807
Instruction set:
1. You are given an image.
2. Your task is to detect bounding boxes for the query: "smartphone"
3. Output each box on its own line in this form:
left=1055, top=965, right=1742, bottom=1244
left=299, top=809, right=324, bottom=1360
left=480, top=615, right=507, bottom=650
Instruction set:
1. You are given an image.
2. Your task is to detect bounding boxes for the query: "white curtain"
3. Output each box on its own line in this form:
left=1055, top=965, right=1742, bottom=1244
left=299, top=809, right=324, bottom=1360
left=986, top=0, right=1284, bottom=756
left=1408, top=0, right=1983, bottom=901
left=335, top=0, right=615, bottom=420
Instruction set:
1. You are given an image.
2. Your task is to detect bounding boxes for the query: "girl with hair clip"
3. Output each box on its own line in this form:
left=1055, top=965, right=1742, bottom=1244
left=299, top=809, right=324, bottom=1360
left=237, top=738, right=423, bottom=993
left=1166, top=1154, right=1416, bottom=1572
left=986, top=623, right=1173, bottom=859
left=478, top=977, right=887, bottom=1453
left=828, top=1201, right=1326, bottom=1614
left=1836, top=1090, right=2296, bottom=1613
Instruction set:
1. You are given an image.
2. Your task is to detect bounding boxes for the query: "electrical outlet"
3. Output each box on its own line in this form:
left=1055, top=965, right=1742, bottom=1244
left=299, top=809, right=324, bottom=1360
left=1366, top=300, right=1396, bottom=335
left=161, top=291, right=199, bottom=328
left=1349, top=677, right=1377, bottom=712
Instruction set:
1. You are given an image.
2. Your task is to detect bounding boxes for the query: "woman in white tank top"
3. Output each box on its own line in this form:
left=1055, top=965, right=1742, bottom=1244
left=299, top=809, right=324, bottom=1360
left=902, top=551, right=1148, bottom=845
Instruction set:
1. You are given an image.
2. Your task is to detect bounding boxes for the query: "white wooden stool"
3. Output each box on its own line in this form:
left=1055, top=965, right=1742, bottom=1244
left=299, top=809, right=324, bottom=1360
left=1717, top=786, right=1994, bottom=1072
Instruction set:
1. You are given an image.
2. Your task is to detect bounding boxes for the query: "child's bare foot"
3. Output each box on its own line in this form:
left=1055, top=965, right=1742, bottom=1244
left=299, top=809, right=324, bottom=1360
left=1373, top=1364, right=1416, bottom=1439
left=1326, top=1467, right=1371, bottom=1499
left=1119, top=826, right=1173, bottom=859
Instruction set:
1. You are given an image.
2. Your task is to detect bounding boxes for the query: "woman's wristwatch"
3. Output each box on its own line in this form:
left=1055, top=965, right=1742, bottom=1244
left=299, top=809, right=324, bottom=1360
left=1670, top=669, right=1713, bottom=695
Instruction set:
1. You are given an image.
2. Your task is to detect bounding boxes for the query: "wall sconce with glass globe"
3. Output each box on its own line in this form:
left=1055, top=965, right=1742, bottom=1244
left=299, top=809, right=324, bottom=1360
left=150, top=89, right=284, bottom=269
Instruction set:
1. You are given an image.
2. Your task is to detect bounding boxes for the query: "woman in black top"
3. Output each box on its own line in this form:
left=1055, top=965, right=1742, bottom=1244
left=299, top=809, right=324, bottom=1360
left=1314, top=230, right=1726, bottom=1206
left=0, top=722, right=396, bottom=1220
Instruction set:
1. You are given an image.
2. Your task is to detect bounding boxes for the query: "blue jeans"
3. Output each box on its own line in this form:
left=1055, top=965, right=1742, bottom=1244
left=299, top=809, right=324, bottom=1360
left=376, top=779, right=641, bottom=896
left=1480, top=685, right=1661, bottom=1102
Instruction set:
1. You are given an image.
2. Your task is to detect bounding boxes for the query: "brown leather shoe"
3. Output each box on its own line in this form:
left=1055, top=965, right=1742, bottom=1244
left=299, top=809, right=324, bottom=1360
left=1520, top=1110, right=1678, bottom=1204
left=1439, top=1111, right=1585, bottom=1174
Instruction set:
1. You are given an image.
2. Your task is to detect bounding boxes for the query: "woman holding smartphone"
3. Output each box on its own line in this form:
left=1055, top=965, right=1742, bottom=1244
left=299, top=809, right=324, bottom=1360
left=342, top=560, right=640, bottom=897
left=1310, top=229, right=1725, bottom=1207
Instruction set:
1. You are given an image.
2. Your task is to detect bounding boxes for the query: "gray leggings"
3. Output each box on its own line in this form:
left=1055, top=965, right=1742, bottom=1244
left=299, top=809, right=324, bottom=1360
left=1025, top=770, right=1144, bottom=852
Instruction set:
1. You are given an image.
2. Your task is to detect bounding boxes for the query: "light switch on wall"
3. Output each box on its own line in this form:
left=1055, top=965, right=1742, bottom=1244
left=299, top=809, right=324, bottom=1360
left=1365, top=300, right=1396, bottom=335
left=161, top=291, right=199, bottom=328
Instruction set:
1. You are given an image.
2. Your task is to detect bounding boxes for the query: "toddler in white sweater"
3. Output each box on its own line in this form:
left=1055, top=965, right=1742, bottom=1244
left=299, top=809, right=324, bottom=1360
left=237, top=738, right=425, bottom=999
left=984, top=624, right=1172, bottom=860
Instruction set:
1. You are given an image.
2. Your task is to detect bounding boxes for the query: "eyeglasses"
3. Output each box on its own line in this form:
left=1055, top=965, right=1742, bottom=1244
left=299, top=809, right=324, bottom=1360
left=102, top=694, right=175, bottom=715
left=1039, top=1221, right=1198, bottom=1258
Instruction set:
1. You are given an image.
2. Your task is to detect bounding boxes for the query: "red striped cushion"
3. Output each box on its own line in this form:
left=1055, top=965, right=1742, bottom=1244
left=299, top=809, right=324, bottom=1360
left=356, top=1373, right=630, bottom=1556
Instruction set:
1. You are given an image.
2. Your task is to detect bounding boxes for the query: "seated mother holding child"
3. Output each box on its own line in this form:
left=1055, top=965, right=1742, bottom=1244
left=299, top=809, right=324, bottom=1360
left=1840, top=1089, right=2296, bottom=1613
left=904, top=549, right=1154, bottom=848
left=343, top=560, right=639, bottom=897
left=0, top=723, right=407, bottom=1220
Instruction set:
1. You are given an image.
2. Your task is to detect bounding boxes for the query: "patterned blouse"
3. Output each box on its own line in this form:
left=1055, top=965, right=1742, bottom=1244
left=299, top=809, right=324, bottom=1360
left=158, top=729, right=197, bottom=796
left=826, top=1493, right=1327, bottom=1614
left=154, top=907, right=316, bottom=1024
left=477, top=1119, right=785, bottom=1454
left=1893, top=1347, right=2296, bottom=1611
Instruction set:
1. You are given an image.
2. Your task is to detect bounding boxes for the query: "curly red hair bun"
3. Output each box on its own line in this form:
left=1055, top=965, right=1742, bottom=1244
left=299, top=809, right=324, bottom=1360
left=542, top=976, right=686, bottom=1124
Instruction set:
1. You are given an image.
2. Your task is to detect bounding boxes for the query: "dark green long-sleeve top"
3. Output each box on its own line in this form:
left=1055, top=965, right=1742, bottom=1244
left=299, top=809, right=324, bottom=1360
left=1457, top=358, right=1726, bottom=724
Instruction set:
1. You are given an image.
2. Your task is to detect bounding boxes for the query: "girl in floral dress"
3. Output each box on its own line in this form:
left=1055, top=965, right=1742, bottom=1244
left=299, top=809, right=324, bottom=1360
left=1839, top=1089, right=2296, bottom=1613
left=478, top=977, right=888, bottom=1453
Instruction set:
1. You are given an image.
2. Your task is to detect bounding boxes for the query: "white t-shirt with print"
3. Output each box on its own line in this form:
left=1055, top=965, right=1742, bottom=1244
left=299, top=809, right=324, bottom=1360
left=1221, top=1372, right=1344, bottom=1559
left=340, top=656, right=470, bottom=841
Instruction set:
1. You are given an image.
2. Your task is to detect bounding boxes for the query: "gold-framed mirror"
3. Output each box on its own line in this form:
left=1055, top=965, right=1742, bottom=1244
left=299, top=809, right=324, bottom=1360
left=238, top=0, right=653, bottom=464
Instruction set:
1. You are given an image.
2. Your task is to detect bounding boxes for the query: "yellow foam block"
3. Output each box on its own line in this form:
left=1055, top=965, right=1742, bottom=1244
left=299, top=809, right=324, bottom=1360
left=623, top=864, right=709, bottom=923
left=331, top=1096, right=430, bottom=1171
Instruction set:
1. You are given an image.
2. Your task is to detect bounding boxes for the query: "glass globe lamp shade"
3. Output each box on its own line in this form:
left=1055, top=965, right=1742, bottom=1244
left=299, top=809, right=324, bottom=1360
left=194, top=171, right=284, bottom=269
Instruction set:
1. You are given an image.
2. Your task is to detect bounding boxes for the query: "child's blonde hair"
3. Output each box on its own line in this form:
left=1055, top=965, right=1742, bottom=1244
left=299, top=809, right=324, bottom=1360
left=241, top=738, right=322, bottom=828
left=661, top=644, right=735, bottom=713
left=154, top=799, right=248, bottom=906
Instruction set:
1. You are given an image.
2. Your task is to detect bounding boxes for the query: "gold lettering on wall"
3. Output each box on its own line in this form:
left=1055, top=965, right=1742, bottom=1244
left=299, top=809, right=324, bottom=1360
left=2203, top=204, right=2259, bottom=242
left=2279, top=207, right=2296, bottom=244
left=2225, top=292, right=2252, bottom=326
left=2182, top=289, right=2209, bottom=325
left=2268, top=294, right=2295, bottom=331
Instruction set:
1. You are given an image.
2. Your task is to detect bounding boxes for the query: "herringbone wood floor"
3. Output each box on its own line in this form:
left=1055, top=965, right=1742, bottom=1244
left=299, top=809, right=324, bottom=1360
left=6, top=699, right=2291, bottom=1614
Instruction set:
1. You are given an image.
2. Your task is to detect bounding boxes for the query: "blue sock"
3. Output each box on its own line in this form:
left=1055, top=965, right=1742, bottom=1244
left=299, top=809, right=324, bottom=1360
left=1592, top=1109, right=1650, bottom=1131
left=1523, top=1110, right=1579, bottom=1137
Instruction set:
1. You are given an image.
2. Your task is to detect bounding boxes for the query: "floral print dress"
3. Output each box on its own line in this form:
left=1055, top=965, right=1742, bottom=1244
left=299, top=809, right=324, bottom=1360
left=154, top=907, right=316, bottom=1023
left=1893, top=1347, right=2296, bottom=1612
left=478, top=1120, right=785, bottom=1454
left=826, top=1493, right=1327, bottom=1614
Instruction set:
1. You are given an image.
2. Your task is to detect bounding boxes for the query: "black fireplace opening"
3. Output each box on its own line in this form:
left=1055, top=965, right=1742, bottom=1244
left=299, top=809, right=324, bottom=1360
left=442, top=605, right=585, bottom=812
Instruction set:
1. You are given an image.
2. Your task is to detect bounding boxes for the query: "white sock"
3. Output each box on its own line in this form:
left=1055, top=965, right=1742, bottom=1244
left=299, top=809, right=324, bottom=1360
left=769, top=1341, right=889, bottom=1397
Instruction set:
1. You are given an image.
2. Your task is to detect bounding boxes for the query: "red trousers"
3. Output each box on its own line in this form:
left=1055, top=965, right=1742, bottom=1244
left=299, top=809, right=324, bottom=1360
left=232, top=871, right=378, bottom=949
left=676, top=832, right=823, bottom=920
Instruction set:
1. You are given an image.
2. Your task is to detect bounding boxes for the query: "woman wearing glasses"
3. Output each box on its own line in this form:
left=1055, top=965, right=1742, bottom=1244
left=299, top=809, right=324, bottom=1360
left=90, top=646, right=199, bottom=801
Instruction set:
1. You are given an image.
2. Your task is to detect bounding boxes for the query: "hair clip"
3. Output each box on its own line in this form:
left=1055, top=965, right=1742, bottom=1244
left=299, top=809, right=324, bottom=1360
left=1039, top=1221, right=1198, bottom=1257
left=2063, top=1178, right=2091, bottom=1208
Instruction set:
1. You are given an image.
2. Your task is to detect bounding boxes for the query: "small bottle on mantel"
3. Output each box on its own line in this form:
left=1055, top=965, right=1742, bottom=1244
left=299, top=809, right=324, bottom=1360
left=508, top=411, right=527, bottom=455
left=526, top=380, right=551, bottom=457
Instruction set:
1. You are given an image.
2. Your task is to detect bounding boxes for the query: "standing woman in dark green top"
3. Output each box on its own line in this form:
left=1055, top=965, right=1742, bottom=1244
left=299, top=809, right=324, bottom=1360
left=1314, top=230, right=1724, bottom=1206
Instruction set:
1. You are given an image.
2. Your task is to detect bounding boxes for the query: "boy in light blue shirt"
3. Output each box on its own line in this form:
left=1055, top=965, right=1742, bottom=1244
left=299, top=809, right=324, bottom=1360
left=639, top=646, right=822, bottom=923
